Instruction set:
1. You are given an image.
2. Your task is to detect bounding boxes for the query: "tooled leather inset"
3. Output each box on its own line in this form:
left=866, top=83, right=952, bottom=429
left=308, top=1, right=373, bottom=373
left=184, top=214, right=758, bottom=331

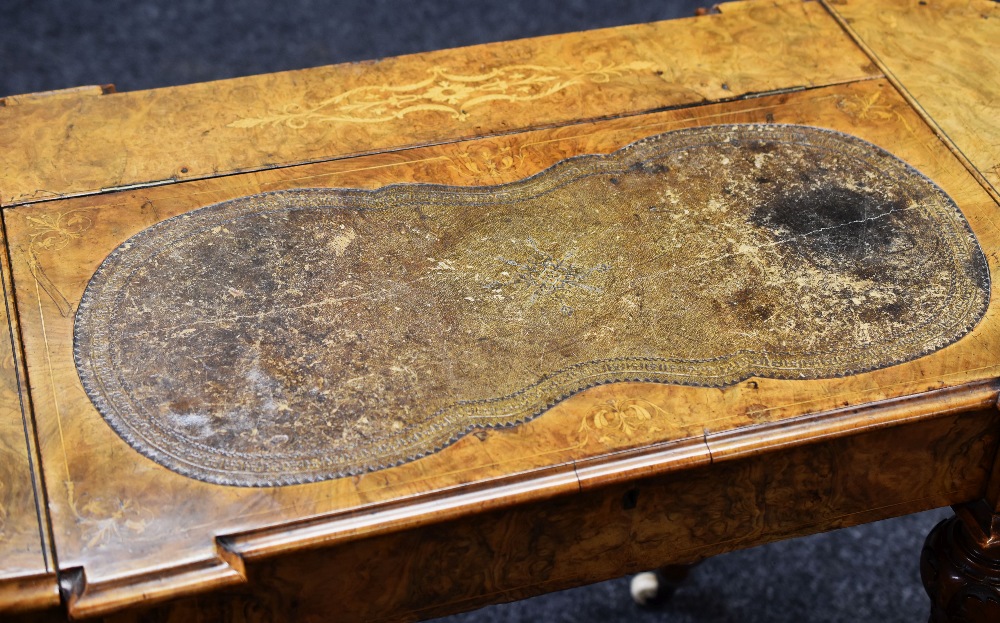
left=74, top=125, right=991, bottom=486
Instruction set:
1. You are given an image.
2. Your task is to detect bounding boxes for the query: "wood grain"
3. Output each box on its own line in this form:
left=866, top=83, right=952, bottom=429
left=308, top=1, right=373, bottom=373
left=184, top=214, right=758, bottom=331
left=102, top=406, right=1000, bottom=622
left=70, top=124, right=990, bottom=487
left=922, top=512, right=1000, bottom=623
left=825, top=0, right=1000, bottom=198
left=0, top=0, right=879, bottom=207
left=0, top=84, right=114, bottom=107
left=5, top=76, right=1000, bottom=617
left=822, top=23, right=1000, bottom=617
left=0, top=223, right=59, bottom=614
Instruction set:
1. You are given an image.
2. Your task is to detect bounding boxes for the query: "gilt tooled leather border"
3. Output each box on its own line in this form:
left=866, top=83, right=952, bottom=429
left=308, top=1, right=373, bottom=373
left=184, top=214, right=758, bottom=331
left=74, top=124, right=991, bottom=486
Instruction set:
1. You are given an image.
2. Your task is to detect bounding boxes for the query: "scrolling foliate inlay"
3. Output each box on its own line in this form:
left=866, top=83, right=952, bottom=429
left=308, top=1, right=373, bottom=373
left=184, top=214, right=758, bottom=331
left=74, top=125, right=990, bottom=486
left=26, top=209, right=93, bottom=316
left=227, top=61, right=659, bottom=128
left=578, top=398, right=667, bottom=446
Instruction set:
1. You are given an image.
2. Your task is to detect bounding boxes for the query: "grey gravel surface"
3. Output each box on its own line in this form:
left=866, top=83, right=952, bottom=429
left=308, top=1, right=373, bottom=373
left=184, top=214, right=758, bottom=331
left=1, top=1, right=947, bottom=621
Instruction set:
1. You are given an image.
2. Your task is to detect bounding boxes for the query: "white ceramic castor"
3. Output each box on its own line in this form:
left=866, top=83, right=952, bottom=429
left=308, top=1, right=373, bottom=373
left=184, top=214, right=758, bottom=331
left=630, top=571, right=661, bottom=606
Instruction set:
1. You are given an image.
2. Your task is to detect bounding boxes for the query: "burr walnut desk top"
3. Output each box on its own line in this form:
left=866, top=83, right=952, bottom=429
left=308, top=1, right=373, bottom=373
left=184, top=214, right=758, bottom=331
left=1, top=0, right=999, bottom=620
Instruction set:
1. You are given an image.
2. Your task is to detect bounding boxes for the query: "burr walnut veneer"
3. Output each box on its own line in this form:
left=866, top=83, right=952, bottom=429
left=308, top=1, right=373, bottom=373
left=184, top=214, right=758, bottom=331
left=2, top=0, right=999, bottom=621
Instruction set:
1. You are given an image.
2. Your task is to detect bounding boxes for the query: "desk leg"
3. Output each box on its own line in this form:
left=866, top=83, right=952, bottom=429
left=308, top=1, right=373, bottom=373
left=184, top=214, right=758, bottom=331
left=921, top=502, right=1000, bottom=623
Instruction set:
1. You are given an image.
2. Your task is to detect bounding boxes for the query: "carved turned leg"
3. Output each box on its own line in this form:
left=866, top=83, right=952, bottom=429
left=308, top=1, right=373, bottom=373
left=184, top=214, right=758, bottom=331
left=922, top=503, right=1000, bottom=623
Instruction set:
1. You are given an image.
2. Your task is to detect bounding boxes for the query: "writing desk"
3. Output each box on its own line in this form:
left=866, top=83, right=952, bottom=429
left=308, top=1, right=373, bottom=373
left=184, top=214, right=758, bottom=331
left=1, top=1, right=998, bottom=621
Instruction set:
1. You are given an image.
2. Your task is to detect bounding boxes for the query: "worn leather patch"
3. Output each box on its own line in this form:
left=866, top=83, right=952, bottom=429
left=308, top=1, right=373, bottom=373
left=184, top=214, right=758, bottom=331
left=74, top=125, right=990, bottom=486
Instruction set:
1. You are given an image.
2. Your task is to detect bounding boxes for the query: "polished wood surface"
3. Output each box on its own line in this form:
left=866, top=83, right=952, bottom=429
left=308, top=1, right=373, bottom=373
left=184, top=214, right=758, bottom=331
left=0, top=0, right=878, bottom=207
left=922, top=511, right=1000, bottom=623
left=0, top=225, right=60, bottom=615
left=829, top=4, right=1000, bottom=618
left=8, top=75, right=1000, bottom=619
left=104, top=402, right=1000, bottom=622
left=826, top=0, right=1000, bottom=199
left=1, top=1, right=999, bottom=621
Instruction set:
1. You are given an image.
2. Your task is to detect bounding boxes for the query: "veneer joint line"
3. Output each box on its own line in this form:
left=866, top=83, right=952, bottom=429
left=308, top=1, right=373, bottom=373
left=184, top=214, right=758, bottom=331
left=7, top=78, right=883, bottom=209
left=819, top=0, right=1000, bottom=205
left=0, top=208, right=58, bottom=575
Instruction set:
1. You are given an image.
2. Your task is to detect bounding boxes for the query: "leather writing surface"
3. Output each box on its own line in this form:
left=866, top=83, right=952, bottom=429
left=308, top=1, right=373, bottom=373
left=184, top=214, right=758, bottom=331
left=74, top=124, right=990, bottom=486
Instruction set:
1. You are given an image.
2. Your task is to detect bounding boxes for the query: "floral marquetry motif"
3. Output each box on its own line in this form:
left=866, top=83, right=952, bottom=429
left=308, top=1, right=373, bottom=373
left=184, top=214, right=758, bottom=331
left=228, top=61, right=659, bottom=128
left=578, top=399, right=666, bottom=445
left=26, top=210, right=94, bottom=317
left=838, top=91, right=917, bottom=135
left=72, top=124, right=990, bottom=486
left=451, top=145, right=526, bottom=180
